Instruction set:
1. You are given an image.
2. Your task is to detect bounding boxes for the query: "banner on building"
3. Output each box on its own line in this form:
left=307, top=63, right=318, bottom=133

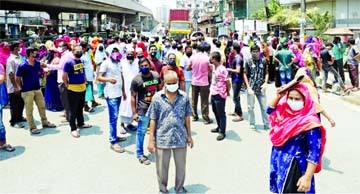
left=256, top=20, right=268, bottom=34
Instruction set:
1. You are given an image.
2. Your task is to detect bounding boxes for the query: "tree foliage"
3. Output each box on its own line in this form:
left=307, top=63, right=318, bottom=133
left=251, top=0, right=333, bottom=37
left=251, top=0, right=283, bottom=20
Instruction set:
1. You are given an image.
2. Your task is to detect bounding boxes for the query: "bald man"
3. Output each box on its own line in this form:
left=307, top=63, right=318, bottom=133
left=147, top=70, right=193, bottom=193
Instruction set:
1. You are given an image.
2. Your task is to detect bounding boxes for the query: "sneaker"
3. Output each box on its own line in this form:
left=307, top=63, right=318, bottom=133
left=110, top=144, right=125, bottom=153
left=250, top=125, right=256, bottom=129
left=11, top=123, right=24, bottom=128
left=216, top=133, right=226, bottom=141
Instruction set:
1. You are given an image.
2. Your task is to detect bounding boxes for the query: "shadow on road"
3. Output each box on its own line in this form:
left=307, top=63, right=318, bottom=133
left=34, top=127, right=61, bottom=137
left=169, top=183, right=210, bottom=193
left=322, top=156, right=344, bottom=174
left=226, top=130, right=242, bottom=142
left=80, top=125, right=103, bottom=136
left=0, top=146, right=25, bottom=161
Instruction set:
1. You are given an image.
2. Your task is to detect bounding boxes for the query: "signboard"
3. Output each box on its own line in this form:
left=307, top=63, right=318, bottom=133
left=235, top=20, right=243, bottom=32
left=256, top=20, right=268, bottom=33
left=243, top=19, right=255, bottom=33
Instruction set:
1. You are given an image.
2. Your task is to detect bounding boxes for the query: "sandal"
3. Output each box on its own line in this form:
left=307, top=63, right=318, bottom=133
left=110, top=144, right=125, bottom=153
left=0, top=144, right=15, bottom=152
left=138, top=156, right=151, bottom=165
left=43, top=123, right=56, bottom=128
left=78, top=124, right=92, bottom=129
left=30, top=128, right=41, bottom=134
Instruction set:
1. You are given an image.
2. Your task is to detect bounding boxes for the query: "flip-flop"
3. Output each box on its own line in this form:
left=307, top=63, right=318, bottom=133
left=138, top=156, right=151, bottom=165
left=30, top=128, right=41, bottom=134
left=0, top=144, right=15, bottom=152
left=43, top=123, right=56, bottom=128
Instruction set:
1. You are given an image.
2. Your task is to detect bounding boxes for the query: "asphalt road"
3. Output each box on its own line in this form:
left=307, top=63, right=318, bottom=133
left=1, top=83, right=359, bottom=193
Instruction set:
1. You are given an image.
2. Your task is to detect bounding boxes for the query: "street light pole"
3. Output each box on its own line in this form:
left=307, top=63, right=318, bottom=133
left=300, top=0, right=306, bottom=44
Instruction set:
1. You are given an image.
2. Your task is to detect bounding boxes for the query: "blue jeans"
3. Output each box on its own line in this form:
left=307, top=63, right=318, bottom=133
left=247, top=91, right=269, bottom=126
left=0, top=105, right=6, bottom=143
left=185, top=81, right=191, bottom=96
left=136, top=115, right=150, bottom=157
left=106, top=97, right=121, bottom=144
left=211, top=94, right=227, bottom=134
left=279, top=69, right=293, bottom=86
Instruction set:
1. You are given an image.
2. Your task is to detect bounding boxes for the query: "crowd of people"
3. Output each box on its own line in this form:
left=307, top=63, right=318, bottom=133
left=0, top=28, right=359, bottom=193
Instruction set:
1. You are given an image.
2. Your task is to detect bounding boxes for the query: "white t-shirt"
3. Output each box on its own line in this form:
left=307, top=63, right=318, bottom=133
left=99, top=58, right=123, bottom=98
left=6, top=54, right=22, bottom=94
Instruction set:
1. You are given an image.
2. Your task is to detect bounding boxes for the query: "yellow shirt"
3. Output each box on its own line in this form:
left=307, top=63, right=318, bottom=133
left=176, top=52, right=183, bottom=67
left=68, top=84, right=86, bottom=92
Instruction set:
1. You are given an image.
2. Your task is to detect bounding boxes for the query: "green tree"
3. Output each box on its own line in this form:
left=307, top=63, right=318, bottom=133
left=306, top=7, right=333, bottom=37
left=251, top=0, right=282, bottom=20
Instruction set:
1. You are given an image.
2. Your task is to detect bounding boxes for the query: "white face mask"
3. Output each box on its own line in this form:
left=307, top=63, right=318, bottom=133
left=287, top=100, right=304, bottom=111
left=18, top=48, right=22, bottom=54
left=166, top=83, right=179, bottom=93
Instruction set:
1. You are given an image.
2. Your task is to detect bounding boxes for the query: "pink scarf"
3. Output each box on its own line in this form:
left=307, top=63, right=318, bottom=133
left=269, top=83, right=326, bottom=173
left=0, top=42, right=10, bottom=65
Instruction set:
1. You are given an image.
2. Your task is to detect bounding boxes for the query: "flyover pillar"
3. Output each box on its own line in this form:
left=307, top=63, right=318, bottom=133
left=89, top=12, right=102, bottom=32
left=48, top=11, right=60, bottom=33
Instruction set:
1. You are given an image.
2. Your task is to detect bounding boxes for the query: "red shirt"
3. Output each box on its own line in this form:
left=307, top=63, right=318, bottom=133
left=147, top=56, right=163, bottom=74
left=160, top=65, right=185, bottom=82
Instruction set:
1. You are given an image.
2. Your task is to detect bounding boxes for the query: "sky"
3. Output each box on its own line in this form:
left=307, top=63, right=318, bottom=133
left=141, top=0, right=177, bottom=15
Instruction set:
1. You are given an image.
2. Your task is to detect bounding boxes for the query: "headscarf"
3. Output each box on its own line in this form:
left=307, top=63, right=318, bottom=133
left=45, top=40, right=55, bottom=50
left=18, top=40, right=27, bottom=57
left=294, top=67, right=323, bottom=113
left=290, top=44, right=305, bottom=67
left=0, top=42, right=10, bottom=65
left=94, top=43, right=107, bottom=65
left=269, top=83, right=326, bottom=173
left=137, top=41, right=148, bottom=58
left=38, top=44, right=48, bottom=61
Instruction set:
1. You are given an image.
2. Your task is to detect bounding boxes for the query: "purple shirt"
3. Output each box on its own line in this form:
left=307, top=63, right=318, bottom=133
left=189, top=52, right=210, bottom=86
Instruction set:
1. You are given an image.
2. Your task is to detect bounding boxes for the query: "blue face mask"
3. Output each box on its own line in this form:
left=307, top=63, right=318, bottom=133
left=140, top=67, right=150, bottom=74
left=137, top=55, right=144, bottom=60
left=127, top=55, right=134, bottom=61
left=169, top=59, right=176, bottom=66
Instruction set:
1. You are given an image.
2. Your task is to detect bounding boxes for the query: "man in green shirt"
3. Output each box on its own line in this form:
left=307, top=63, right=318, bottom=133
left=332, top=37, right=346, bottom=82
left=274, top=43, right=295, bottom=86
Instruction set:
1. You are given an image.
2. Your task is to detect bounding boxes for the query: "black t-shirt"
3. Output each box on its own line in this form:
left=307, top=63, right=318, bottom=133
left=320, top=48, right=333, bottom=68
left=130, top=71, right=161, bottom=115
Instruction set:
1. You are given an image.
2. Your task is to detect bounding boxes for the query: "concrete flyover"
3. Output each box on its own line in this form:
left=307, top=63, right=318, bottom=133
left=0, top=0, right=153, bottom=31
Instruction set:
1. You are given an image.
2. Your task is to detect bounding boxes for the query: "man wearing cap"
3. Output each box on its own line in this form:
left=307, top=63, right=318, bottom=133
left=119, top=47, right=139, bottom=132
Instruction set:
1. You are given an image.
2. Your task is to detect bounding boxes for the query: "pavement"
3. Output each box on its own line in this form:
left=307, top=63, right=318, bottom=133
left=1, top=83, right=360, bottom=193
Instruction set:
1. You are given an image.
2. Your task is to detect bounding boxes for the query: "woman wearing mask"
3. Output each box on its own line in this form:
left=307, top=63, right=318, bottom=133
left=268, top=83, right=326, bottom=193
left=44, top=49, right=63, bottom=111
left=290, top=45, right=305, bottom=74
left=94, top=43, right=107, bottom=99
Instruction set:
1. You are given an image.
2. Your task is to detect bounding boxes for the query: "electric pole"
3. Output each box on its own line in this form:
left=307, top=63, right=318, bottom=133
left=300, top=0, right=306, bottom=44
